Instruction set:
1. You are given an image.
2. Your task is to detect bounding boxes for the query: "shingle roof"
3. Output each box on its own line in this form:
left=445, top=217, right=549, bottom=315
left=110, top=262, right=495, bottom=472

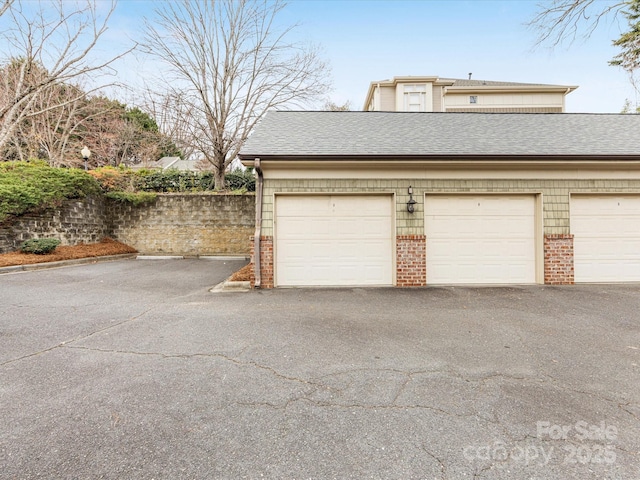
left=239, top=111, right=640, bottom=159
left=440, top=78, right=572, bottom=88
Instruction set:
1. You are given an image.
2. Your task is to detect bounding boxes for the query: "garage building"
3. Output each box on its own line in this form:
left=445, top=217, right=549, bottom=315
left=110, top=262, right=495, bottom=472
left=239, top=111, right=640, bottom=287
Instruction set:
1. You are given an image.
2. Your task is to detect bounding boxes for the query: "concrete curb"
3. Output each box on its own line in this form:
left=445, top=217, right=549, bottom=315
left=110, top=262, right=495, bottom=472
left=0, top=253, right=138, bottom=275
left=137, top=255, right=250, bottom=261
left=210, top=280, right=251, bottom=293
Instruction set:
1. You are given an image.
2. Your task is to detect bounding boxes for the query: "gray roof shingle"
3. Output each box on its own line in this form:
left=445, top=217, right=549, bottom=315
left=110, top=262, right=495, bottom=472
left=440, top=78, right=572, bottom=88
left=238, top=111, right=640, bottom=159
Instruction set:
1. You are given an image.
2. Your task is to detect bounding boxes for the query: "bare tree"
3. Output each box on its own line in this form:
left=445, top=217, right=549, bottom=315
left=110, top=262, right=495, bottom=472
left=10, top=81, right=88, bottom=166
left=142, top=89, right=196, bottom=162
left=324, top=100, right=352, bottom=111
left=0, top=0, right=134, bottom=153
left=528, top=0, right=640, bottom=95
left=528, top=0, right=627, bottom=48
left=143, top=0, right=330, bottom=190
left=0, top=0, right=13, bottom=17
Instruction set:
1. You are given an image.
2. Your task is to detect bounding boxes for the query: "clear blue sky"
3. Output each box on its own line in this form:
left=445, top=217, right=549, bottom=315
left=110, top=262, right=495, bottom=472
left=109, top=0, right=634, bottom=113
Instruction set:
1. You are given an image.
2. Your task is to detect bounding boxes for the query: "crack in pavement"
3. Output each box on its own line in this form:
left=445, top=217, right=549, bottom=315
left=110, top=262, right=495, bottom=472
left=7, top=330, right=635, bottom=450
left=390, top=374, right=412, bottom=406
left=63, top=345, right=321, bottom=387
left=422, top=445, right=447, bottom=480
left=293, top=396, right=465, bottom=416
left=0, top=307, right=153, bottom=367
left=619, top=402, right=640, bottom=421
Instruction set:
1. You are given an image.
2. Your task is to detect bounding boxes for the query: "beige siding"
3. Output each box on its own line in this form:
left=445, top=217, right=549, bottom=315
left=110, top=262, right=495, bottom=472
left=261, top=177, right=640, bottom=237
left=432, top=86, right=443, bottom=112
left=444, top=92, right=565, bottom=111
left=379, top=86, right=396, bottom=111
left=446, top=107, right=563, bottom=113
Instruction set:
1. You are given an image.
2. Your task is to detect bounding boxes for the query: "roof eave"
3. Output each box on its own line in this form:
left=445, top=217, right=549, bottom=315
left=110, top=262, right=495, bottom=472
left=239, top=154, right=640, bottom=164
left=444, top=85, right=579, bottom=94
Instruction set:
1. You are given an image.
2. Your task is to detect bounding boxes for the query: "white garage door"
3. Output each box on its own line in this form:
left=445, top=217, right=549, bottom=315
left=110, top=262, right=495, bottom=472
left=571, top=195, right=640, bottom=282
left=425, top=195, right=536, bottom=284
left=275, top=195, right=393, bottom=286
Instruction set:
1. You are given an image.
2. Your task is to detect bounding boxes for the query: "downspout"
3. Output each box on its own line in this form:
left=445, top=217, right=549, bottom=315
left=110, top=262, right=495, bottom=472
left=442, top=86, right=448, bottom=112
left=253, top=157, right=263, bottom=288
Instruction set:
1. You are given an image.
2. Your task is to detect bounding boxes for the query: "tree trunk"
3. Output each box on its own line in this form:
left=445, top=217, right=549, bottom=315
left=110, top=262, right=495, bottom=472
left=213, top=158, right=226, bottom=191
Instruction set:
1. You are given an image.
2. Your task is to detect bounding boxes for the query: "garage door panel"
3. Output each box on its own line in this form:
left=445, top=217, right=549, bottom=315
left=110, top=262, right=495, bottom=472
left=277, top=240, right=308, bottom=257
left=426, top=195, right=536, bottom=284
left=572, top=195, right=640, bottom=282
left=277, top=218, right=332, bottom=237
left=335, top=217, right=388, bottom=237
left=276, top=195, right=393, bottom=286
left=572, top=196, right=640, bottom=215
left=573, top=216, right=640, bottom=236
left=277, top=196, right=331, bottom=216
left=431, top=196, right=532, bottom=215
left=332, top=195, right=390, bottom=215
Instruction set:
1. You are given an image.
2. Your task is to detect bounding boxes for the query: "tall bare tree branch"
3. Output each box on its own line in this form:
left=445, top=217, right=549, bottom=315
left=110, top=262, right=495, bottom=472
left=528, top=0, right=626, bottom=48
left=0, top=0, right=135, bottom=153
left=142, top=0, right=330, bottom=190
left=141, top=88, right=197, bottom=162
left=0, top=0, right=13, bottom=17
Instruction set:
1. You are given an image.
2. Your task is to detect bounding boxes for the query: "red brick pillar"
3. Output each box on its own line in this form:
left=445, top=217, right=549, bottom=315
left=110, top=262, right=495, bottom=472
left=544, top=234, right=574, bottom=285
left=250, top=236, right=274, bottom=288
left=396, top=235, right=426, bottom=286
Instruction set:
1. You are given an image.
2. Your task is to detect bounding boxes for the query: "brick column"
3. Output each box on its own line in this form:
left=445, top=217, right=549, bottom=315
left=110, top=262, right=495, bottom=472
left=250, top=236, right=274, bottom=288
left=544, top=234, right=574, bottom=285
left=396, top=235, right=426, bottom=287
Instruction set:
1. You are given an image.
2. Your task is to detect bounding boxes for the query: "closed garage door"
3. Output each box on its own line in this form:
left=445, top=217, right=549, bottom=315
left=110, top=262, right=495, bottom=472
left=571, top=195, right=640, bottom=282
left=425, top=195, right=536, bottom=284
left=275, top=195, right=393, bottom=286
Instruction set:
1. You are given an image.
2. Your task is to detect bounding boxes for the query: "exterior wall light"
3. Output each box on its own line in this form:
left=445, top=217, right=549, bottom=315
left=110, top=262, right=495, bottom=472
left=407, top=185, right=417, bottom=213
left=81, top=146, right=91, bottom=171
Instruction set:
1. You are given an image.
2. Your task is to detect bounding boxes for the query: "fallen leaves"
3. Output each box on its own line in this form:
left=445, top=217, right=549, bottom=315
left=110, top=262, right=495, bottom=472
left=0, top=238, right=137, bottom=267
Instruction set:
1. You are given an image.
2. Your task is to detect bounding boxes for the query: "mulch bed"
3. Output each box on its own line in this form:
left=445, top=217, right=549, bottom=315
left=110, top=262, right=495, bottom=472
left=0, top=238, right=137, bottom=268
left=229, top=263, right=252, bottom=282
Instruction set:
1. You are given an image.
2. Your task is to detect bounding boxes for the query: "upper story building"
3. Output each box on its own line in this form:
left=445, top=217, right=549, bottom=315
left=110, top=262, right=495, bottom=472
left=363, top=75, right=578, bottom=113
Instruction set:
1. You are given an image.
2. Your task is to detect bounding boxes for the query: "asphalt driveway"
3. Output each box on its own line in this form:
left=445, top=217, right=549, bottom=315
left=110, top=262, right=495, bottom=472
left=1, top=259, right=639, bottom=479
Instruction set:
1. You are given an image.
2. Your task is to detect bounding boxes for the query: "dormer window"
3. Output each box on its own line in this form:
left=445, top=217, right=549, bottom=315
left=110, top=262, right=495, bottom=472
left=403, top=84, right=427, bottom=111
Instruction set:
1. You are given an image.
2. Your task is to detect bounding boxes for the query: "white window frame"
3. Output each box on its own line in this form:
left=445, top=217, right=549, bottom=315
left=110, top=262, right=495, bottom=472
left=403, top=84, right=427, bottom=112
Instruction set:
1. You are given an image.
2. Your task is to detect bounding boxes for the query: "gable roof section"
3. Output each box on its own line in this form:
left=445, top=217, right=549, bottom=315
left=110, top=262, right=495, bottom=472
left=362, top=76, right=577, bottom=110
left=370, top=76, right=575, bottom=89
left=238, top=111, right=640, bottom=160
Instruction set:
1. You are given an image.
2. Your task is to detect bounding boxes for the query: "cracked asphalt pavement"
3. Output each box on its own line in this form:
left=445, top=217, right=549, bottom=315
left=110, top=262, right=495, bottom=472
left=1, top=258, right=639, bottom=479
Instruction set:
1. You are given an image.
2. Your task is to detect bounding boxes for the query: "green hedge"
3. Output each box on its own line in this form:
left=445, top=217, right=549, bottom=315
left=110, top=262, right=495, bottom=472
left=105, top=191, right=157, bottom=205
left=0, top=162, right=255, bottom=224
left=91, top=167, right=255, bottom=193
left=0, top=161, right=101, bottom=223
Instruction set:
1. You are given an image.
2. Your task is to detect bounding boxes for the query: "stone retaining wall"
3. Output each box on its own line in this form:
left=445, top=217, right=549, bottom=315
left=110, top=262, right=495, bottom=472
left=0, top=194, right=255, bottom=256
left=109, top=194, right=254, bottom=256
left=0, top=196, right=110, bottom=253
